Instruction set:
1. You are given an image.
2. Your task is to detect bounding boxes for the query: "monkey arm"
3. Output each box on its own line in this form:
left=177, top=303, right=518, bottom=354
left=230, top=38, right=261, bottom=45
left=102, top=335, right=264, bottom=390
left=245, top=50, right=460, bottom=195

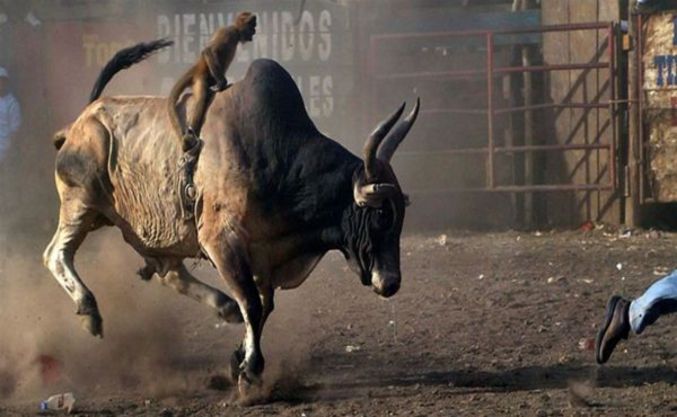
left=202, top=48, right=228, bottom=90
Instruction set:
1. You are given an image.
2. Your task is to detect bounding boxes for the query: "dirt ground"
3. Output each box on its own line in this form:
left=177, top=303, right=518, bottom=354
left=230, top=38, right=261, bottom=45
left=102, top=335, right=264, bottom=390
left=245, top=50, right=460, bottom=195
left=2, top=226, right=677, bottom=416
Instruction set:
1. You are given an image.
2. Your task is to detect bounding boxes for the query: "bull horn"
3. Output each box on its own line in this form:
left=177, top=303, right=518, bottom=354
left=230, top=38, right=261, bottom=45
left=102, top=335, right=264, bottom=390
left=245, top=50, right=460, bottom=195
left=364, top=102, right=406, bottom=180
left=377, top=98, right=420, bottom=162
left=363, top=183, right=397, bottom=196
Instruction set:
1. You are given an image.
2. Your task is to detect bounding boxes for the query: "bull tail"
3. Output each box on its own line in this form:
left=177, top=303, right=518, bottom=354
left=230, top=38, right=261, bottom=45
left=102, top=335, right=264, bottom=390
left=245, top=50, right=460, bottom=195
left=53, top=39, right=173, bottom=150
left=88, top=38, right=174, bottom=104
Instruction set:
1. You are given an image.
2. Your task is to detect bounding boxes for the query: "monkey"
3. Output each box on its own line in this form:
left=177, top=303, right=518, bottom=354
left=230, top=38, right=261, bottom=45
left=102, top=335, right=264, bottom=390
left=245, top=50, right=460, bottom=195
left=168, top=12, right=257, bottom=151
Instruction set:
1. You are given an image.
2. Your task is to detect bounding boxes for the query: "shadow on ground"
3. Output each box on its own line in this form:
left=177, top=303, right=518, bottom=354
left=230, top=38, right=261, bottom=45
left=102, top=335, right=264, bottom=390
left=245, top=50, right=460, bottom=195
left=273, top=362, right=677, bottom=403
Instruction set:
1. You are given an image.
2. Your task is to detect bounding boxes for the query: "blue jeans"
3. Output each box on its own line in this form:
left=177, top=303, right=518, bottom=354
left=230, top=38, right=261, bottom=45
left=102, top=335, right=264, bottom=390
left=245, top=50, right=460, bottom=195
left=629, top=270, right=677, bottom=334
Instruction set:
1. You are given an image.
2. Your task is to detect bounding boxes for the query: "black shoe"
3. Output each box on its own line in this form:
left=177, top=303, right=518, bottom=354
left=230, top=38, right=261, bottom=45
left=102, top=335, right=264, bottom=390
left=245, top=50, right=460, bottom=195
left=595, top=295, right=631, bottom=364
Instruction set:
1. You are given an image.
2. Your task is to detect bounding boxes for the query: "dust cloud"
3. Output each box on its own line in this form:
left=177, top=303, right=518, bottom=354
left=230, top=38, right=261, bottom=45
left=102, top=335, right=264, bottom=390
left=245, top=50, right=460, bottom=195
left=0, top=232, right=191, bottom=402
left=0, top=218, right=319, bottom=407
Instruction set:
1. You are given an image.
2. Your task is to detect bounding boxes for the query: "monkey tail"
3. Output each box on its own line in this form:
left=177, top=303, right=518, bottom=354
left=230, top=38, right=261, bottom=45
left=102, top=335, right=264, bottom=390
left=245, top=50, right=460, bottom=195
left=167, top=69, right=194, bottom=139
left=88, top=38, right=174, bottom=104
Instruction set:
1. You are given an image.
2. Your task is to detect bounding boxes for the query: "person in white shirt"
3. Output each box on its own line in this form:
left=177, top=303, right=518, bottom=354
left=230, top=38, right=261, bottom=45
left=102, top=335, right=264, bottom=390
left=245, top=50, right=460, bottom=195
left=0, top=66, right=21, bottom=163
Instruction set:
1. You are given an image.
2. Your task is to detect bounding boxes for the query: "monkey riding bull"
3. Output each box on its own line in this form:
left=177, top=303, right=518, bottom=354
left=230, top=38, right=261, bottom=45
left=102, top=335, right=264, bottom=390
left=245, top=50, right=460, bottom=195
left=44, top=39, right=419, bottom=400
left=168, top=11, right=257, bottom=152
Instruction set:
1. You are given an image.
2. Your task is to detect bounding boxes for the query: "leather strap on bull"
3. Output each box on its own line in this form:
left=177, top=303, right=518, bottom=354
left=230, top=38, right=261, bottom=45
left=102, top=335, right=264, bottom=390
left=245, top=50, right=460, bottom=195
left=178, top=139, right=203, bottom=220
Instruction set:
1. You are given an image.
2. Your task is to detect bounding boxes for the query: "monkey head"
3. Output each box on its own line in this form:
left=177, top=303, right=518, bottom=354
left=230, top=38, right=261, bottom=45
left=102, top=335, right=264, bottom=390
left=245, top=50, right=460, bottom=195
left=235, top=12, right=257, bottom=42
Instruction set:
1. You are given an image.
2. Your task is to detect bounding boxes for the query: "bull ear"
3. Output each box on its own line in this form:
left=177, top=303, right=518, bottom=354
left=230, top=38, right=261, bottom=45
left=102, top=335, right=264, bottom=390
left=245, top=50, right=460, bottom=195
left=364, top=103, right=405, bottom=180
left=377, top=98, right=420, bottom=162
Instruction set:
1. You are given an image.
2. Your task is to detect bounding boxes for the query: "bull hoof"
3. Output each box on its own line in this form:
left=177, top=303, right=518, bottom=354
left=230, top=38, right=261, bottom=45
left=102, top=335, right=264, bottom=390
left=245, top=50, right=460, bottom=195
left=237, top=372, right=264, bottom=405
left=217, top=302, right=244, bottom=324
left=80, top=313, right=103, bottom=338
left=137, top=264, right=155, bottom=281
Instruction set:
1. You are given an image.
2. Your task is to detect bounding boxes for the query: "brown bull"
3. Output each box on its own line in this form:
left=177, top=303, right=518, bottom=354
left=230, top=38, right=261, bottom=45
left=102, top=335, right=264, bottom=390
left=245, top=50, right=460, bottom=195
left=43, top=41, right=419, bottom=398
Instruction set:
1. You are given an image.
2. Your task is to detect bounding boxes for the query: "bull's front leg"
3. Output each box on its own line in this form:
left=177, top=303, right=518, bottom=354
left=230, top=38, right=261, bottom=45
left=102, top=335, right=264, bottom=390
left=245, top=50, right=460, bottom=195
left=258, top=280, right=275, bottom=330
left=200, top=228, right=264, bottom=401
left=229, top=280, right=275, bottom=384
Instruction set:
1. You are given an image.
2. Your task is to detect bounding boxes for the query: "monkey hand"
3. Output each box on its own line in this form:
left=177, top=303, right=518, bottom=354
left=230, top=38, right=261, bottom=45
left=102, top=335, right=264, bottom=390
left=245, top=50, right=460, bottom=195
left=210, top=79, right=229, bottom=92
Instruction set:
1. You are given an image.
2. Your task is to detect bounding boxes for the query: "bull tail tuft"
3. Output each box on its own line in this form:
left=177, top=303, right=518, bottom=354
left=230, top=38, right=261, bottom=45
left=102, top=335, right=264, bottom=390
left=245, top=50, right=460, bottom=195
left=88, top=38, right=174, bottom=104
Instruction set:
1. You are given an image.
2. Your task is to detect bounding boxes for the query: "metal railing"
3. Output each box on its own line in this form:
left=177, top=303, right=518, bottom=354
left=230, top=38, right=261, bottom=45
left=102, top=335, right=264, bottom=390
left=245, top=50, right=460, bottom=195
left=368, top=21, right=619, bottom=193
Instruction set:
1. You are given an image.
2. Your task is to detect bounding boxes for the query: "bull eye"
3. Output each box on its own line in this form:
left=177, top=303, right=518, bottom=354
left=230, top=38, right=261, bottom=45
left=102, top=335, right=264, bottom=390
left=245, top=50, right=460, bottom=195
left=373, top=207, right=394, bottom=230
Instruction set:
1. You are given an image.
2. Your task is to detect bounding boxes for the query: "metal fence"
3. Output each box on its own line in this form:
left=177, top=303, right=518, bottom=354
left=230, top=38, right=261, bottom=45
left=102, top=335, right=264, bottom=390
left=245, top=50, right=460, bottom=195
left=368, top=21, right=619, bottom=194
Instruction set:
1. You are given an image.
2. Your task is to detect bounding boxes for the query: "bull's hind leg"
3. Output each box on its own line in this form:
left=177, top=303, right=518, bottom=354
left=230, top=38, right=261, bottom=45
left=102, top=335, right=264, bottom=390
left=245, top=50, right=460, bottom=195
left=43, top=199, right=104, bottom=337
left=150, top=261, right=243, bottom=323
left=200, top=228, right=264, bottom=399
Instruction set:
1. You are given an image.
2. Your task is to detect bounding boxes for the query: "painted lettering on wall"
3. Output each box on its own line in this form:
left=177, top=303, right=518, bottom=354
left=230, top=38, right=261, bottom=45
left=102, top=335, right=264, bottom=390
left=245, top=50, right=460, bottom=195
left=654, top=55, right=676, bottom=86
left=294, top=75, right=334, bottom=118
left=157, top=10, right=335, bottom=118
left=156, top=11, right=332, bottom=64
left=653, top=16, right=677, bottom=86
left=82, top=35, right=133, bottom=68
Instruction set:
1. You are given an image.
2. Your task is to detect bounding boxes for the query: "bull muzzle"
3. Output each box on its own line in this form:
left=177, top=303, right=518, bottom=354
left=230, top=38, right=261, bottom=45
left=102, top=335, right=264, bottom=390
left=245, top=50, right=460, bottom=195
left=371, top=270, right=401, bottom=298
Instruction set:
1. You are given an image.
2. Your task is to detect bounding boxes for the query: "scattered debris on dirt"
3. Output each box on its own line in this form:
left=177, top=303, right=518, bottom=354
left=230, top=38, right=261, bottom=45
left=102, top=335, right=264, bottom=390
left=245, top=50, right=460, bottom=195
left=345, top=345, right=362, bottom=353
left=39, top=392, right=75, bottom=414
left=578, top=338, right=595, bottom=351
left=579, top=221, right=595, bottom=232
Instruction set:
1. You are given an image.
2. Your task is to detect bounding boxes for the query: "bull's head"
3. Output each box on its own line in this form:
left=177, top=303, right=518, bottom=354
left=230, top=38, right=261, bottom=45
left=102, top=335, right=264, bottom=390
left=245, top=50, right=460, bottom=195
left=342, top=99, right=420, bottom=298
